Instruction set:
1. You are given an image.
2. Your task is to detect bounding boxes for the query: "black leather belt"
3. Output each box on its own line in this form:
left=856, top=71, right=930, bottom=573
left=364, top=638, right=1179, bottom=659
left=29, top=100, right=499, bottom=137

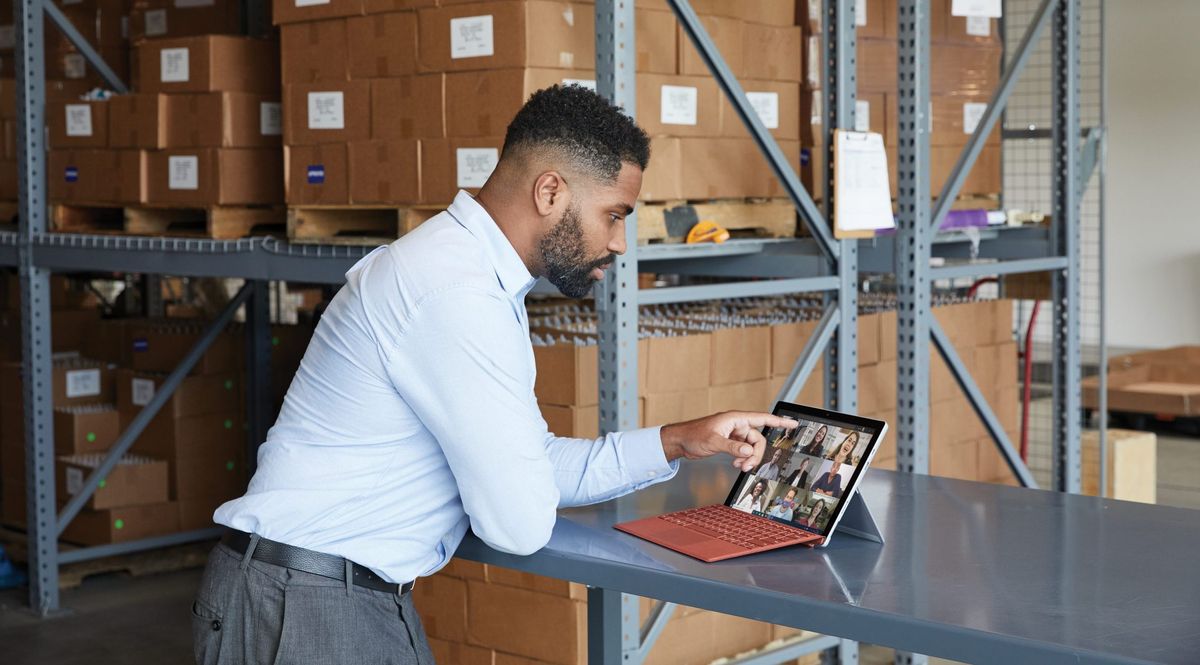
left=221, top=529, right=414, bottom=596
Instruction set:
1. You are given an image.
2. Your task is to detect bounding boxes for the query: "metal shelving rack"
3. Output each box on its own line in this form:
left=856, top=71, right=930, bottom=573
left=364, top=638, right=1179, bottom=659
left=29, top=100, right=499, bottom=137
left=0, top=2, right=1098, bottom=658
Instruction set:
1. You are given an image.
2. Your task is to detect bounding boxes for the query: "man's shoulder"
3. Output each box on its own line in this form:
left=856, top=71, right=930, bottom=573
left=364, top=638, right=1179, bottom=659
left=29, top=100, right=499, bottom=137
left=385, top=212, right=502, bottom=297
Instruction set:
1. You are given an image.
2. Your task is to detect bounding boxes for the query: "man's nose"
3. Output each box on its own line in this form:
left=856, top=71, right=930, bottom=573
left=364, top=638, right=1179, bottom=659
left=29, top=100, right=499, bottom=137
left=609, top=219, right=627, bottom=255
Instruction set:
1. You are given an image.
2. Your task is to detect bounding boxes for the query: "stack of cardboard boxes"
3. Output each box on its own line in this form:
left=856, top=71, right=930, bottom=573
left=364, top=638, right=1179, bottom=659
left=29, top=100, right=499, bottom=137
left=0, top=0, right=130, bottom=91
left=277, top=0, right=802, bottom=224
left=47, top=34, right=284, bottom=211
left=798, top=0, right=1002, bottom=203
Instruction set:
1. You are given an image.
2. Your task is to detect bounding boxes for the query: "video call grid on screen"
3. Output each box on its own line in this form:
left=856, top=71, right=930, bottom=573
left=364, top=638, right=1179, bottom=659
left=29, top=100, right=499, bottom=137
left=726, top=409, right=879, bottom=536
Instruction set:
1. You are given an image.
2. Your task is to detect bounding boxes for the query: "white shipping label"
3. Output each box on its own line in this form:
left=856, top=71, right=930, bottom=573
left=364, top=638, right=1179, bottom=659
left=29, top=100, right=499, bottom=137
left=63, top=53, right=86, bottom=79
left=562, top=78, right=596, bottom=91
left=168, top=155, right=199, bottom=190
left=65, top=104, right=94, bottom=137
left=0, top=25, right=14, bottom=50
left=295, top=0, right=331, bottom=6
left=66, top=467, right=83, bottom=496
left=456, top=148, right=498, bottom=188
left=659, top=85, right=698, bottom=126
left=260, top=102, right=282, bottom=136
left=807, top=36, right=821, bottom=86
left=855, top=100, right=871, bottom=132
left=962, top=102, right=987, bottom=134
left=65, top=368, right=101, bottom=398
left=855, top=0, right=867, bottom=26
left=131, top=378, right=156, bottom=407
left=951, top=0, right=1001, bottom=18
left=810, top=92, right=823, bottom=126
left=965, top=16, right=991, bottom=36
left=450, top=15, right=494, bottom=60
left=746, top=92, right=779, bottom=130
left=144, top=9, right=168, bottom=37
left=174, top=0, right=215, bottom=7
left=160, top=47, right=190, bottom=83
left=307, top=92, right=345, bottom=130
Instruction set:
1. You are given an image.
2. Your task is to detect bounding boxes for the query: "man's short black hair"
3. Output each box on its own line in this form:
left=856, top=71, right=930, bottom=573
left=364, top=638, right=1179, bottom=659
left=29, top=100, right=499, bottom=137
left=503, top=84, right=650, bottom=181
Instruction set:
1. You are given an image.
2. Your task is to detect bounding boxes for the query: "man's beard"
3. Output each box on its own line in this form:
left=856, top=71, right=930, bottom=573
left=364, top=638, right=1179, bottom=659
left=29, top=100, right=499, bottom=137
left=538, top=202, right=615, bottom=299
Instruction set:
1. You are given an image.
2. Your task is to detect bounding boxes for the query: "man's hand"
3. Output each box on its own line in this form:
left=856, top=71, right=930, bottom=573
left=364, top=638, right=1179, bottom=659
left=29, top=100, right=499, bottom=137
left=660, top=412, right=799, bottom=473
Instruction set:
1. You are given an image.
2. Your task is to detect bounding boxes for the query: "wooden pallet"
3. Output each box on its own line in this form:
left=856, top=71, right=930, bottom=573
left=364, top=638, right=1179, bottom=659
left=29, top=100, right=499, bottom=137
left=637, top=198, right=798, bottom=244
left=50, top=203, right=287, bottom=239
left=0, top=526, right=214, bottom=590
left=286, top=205, right=442, bottom=245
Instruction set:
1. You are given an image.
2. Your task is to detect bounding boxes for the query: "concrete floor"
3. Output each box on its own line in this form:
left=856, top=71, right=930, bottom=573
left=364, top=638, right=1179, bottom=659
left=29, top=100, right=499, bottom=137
left=0, top=400, right=1195, bottom=665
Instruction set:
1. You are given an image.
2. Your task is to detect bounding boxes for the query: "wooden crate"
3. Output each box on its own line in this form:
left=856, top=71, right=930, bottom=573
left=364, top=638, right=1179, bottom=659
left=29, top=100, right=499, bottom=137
left=286, top=205, right=441, bottom=245
left=1081, top=429, right=1157, bottom=504
left=636, top=198, right=797, bottom=244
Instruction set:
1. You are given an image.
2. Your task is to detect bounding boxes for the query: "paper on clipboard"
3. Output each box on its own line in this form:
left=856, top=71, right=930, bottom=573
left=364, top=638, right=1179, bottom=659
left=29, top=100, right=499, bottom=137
left=834, top=130, right=894, bottom=237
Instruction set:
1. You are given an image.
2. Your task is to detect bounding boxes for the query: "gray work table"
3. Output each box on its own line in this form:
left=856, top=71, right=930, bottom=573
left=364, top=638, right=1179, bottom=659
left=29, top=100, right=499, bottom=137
left=455, top=458, right=1200, bottom=665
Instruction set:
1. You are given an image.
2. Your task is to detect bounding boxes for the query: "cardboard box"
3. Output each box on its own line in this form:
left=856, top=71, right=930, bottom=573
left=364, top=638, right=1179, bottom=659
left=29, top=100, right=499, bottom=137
left=179, top=495, right=224, bottom=531
left=677, top=14, right=743, bottom=77
left=348, top=11, right=418, bottom=79
left=539, top=403, right=599, bottom=439
left=932, top=43, right=1001, bottom=95
left=347, top=140, right=421, bottom=204
left=857, top=37, right=899, bottom=93
left=858, top=360, right=897, bottom=414
left=645, top=333, right=711, bottom=395
left=95, top=150, right=149, bottom=205
left=417, top=1, right=595, bottom=74
left=444, top=68, right=595, bottom=139
left=533, top=343, right=598, bottom=407
left=47, top=149, right=96, bottom=202
left=48, top=99, right=108, bottom=148
left=413, top=574, right=469, bottom=642
left=931, top=143, right=1000, bottom=197
left=930, top=438, right=978, bottom=481
left=740, top=23, right=802, bottom=82
left=146, top=148, right=282, bottom=206
left=54, top=405, right=120, bottom=455
left=285, top=143, right=349, bottom=205
left=428, top=639, right=491, bottom=665
left=858, top=312, right=881, bottom=367
left=133, top=410, right=243, bottom=462
left=803, top=90, right=887, bottom=146
left=280, top=19, right=350, bottom=84
left=173, top=452, right=246, bottom=501
left=796, top=0, right=896, bottom=36
left=129, top=2, right=242, bottom=42
left=418, top=137, right=504, bottom=204
left=371, top=75, right=444, bottom=141
left=742, top=0, right=794, bottom=27
left=1080, top=429, right=1156, bottom=504
left=642, top=609, right=773, bottom=665
left=272, top=0, right=364, bottom=25
left=116, top=369, right=240, bottom=419
left=108, top=94, right=169, bottom=149
left=635, top=8, right=677, bottom=74
left=466, top=580, right=586, bottom=665
left=719, top=79, right=800, bottom=141
left=635, top=73, right=722, bottom=138
left=60, top=500, right=180, bottom=546
left=1083, top=363, right=1200, bottom=417
left=708, top=379, right=770, bottom=413
left=285, top=80, right=371, bottom=145
left=485, top=566, right=587, bottom=601
left=885, top=92, right=1000, bottom=148
left=641, top=137, right=801, bottom=201
left=58, top=453, right=169, bottom=510
left=137, top=36, right=280, bottom=94
left=0, top=358, right=115, bottom=410
left=932, top=0, right=1000, bottom=44
left=711, top=326, right=770, bottom=386
left=930, top=394, right=988, bottom=447
left=643, top=388, right=709, bottom=427
left=164, top=93, right=283, bottom=148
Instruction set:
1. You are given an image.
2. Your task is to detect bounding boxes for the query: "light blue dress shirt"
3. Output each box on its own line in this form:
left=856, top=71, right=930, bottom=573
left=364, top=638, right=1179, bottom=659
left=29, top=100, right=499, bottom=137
left=215, top=191, right=678, bottom=583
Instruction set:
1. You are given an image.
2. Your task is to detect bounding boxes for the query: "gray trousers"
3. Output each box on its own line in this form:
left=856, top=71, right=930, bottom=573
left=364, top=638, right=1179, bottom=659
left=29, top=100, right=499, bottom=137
left=192, top=542, right=436, bottom=665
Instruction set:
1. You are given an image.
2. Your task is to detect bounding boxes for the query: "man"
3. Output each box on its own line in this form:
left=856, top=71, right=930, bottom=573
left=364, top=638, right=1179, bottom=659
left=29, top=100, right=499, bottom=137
left=755, top=448, right=787, bottom=481
left=192, top=85, right=794, bottom=665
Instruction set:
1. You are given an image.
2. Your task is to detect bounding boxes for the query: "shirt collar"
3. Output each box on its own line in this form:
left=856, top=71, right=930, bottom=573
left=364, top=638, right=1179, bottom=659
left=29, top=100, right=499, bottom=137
left=447, top=190, right=537, bottom=300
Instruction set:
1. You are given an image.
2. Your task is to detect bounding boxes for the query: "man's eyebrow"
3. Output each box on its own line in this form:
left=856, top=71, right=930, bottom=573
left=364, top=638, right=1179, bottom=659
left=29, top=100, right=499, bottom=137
left=616, top=204, right=635, bottom=216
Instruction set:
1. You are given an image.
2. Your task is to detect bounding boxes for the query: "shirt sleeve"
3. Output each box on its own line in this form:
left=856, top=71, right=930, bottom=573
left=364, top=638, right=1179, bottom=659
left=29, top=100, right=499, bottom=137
left=542, top=427, right=678, bottom=508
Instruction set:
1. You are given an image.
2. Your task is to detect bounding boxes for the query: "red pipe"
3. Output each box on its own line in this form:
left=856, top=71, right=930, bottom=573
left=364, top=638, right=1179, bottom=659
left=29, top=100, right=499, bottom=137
left=967, top=277, right=999, bottom=299
left=1019, top=301, right=1041, bottom=462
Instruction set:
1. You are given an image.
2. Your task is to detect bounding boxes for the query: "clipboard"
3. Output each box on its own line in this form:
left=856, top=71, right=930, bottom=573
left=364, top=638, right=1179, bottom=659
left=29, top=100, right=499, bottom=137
left=833, top=129, right=896, bottom=239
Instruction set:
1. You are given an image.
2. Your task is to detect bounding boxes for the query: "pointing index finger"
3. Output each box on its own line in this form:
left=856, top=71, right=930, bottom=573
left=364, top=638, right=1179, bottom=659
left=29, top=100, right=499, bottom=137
left=735, top=412, right=799, bottom=430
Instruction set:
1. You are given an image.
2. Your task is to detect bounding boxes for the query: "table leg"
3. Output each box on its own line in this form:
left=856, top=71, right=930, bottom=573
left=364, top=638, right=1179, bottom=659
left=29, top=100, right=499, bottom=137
left=587, top=587, right=623, bottom=665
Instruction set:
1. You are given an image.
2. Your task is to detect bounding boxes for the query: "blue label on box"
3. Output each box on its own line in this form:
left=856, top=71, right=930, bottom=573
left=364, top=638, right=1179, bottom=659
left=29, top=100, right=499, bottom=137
left=65, top=166, right=78, bottom=183
left=307, top=165, right=325, bottom=185
left=132, top=337, right=148, bottom=352
left=800, top=148, right=811, bottom=167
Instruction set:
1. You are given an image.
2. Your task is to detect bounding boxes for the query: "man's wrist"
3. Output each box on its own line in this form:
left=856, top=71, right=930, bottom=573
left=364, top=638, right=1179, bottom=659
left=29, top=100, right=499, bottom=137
left=660, top=423, right=685, bottom=462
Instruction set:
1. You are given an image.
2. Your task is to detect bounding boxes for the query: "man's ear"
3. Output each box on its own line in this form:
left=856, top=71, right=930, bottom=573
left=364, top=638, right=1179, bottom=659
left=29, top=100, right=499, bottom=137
left=533, top=171, right=567, bottom=218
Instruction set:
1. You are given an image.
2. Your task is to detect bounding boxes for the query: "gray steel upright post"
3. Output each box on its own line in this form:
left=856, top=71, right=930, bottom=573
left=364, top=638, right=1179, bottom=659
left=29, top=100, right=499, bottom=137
left=824, top=3, right=859, bottom=661
left=245, top=280, right=272, bottom=475
left=894, top=3, right=931, bottom=662
left=1051, top=0, right=1082, bottom=494
left=894, top=0, right=932, bottom=477
left=595, top=2, right=641, bottom=663
left=14, top=0, right=58, bottom=615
